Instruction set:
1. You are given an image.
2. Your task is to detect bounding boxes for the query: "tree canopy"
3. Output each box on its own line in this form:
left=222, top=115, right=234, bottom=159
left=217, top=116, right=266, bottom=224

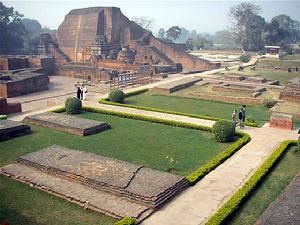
left=166, top=26, right=182, bottom=41
left=0, top=2, right=26, bottom=54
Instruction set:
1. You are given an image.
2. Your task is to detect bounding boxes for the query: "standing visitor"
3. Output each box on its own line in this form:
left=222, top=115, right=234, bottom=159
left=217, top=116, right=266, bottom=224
left=232, top=109, right=237, bottom=130
left=80, top=85, right=84, bottom=100
left=82, top=85, right=87, bottom=101
left=242, top=105, right=246, bottom=127
left=76, top=86, right=81, bottom=99
left=238, top=108, right=243, bottom=129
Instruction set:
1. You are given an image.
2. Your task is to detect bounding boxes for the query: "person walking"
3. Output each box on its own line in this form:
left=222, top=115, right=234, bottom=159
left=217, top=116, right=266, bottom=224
left=238, top=108, right=243, bottom=129
left=82, top=85, right=87, bottom=101
left=242, top=105, right=246, bottom=127
left=232, top=109, right=237, bottom=130
left=76, top=86, right=81, bottom=99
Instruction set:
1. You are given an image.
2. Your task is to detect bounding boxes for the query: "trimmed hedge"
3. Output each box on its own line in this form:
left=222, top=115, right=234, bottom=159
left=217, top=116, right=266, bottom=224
left=114, top=217, right=136, bottom=225
left=0, top=115, right=8, bottom=120
left=187, top=133, right=250, bottom=185
left=65, top=97, right=82, bottom=114
left=99, top=90, right=258, bottom=127
left=108, top=89, right=125, bottom=103
left=212, top=120, right=235, bottom=143
left=205, top=140, right=297, bottom=225
left=51, top=106, right=249, bottom=186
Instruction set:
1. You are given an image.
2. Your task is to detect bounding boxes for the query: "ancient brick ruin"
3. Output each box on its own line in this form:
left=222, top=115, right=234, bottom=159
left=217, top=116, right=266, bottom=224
left=279, top=78, right=300, bottom=103
left=0, top=97, right=21, bottom=114
left=1, top=146, right=189, bottom=222
left=0, top=120, right=31, bottom=141
left=0, top=71, right=49, bottom=98
left=56, top=7, right=213, bottom=72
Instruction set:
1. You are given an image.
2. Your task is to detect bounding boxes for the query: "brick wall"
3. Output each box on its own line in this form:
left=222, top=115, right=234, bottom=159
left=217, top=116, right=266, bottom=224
left=0, top=98, right=21, bottom=114
left=56, top=65, right=110, bottom=80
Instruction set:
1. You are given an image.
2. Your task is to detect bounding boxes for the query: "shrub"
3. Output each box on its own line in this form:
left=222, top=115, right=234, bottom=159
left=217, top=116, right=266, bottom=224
left=114, top=217, right=136, bottom=225
left=263, top=98, right=276, bottom=108
left=212, top=120, right=235, bottom=143
left=108, top=89, right=125, bottom=103
left=65, top=97, right=82, bottom=114
left=0, top=115, right=7, bottom=120
left=246, top=115, right=255, bottom=124
left=239, top=54, right=251, bottom=63
left=298, top=137, right=300, bottom=152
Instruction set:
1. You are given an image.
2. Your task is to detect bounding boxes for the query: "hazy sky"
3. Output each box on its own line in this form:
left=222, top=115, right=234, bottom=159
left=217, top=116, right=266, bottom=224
left=3, top=0, right=300, bottom=33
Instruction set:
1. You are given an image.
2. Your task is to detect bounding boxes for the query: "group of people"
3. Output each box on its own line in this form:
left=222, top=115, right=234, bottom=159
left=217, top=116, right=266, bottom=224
left=232, top=105, right=246, bottom=130
left=76, top=85, right=87, bottom=101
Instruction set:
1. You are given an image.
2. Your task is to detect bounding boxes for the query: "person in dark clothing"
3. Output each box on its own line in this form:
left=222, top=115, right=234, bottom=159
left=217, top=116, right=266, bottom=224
left=242, top=105, right=246, bottom=127
left=76, top=86, right=81, bottom=99
left=238, top=108, right=243, bottom=128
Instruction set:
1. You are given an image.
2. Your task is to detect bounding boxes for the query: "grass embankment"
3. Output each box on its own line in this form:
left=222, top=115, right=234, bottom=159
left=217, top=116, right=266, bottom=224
left=224, top=145, right=300, bottom=225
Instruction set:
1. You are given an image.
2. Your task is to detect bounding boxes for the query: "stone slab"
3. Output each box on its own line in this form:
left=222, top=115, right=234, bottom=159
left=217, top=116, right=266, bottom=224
left=152, top=77, right=202, bottom=94
left=256, top=173, right=300, bottom=225
left=15, top=145, right=189, bottom=207
left=0, top=163, right=153, bottom=222
left=0, top=119, right=30, bottom=141
left=23, top=112, right=110, bottom=136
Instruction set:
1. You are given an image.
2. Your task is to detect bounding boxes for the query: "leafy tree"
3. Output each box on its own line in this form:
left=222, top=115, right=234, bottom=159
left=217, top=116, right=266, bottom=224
left=22, top=18, right=42, bottom=37
left=0, top=2, right=26, bottom=54
left=158, top=28, right=166, bottom=39
left=166, top=26, right=181, bottom=41
left=131, top=16, right=154, bottom=31
left=229, top=2, right=266, bottom=51
left=177, top=27, right=190, bottom=43
left=185, top=38, right=194, bottom=50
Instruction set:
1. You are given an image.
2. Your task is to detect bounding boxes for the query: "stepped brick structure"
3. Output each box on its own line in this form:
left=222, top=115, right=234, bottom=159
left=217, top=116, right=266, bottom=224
left=0, top=98, right=21, bottom=114
left=57, top=7, right=213, bottom=71
left=1, top=146, right=189, bottom=221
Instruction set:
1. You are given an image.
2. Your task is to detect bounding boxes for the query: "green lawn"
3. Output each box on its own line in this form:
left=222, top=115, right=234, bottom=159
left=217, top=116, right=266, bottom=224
left=125, top=92, right=270, bottom=126
left=0, top=112, right=231, bottom=225
left=224, top=145, right=300, bottom=225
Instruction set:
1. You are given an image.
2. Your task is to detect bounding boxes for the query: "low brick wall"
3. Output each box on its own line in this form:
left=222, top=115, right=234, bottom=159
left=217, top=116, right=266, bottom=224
left=189, top=93, right=263, bottom=105
left=270, top=113, right=293, bottom=130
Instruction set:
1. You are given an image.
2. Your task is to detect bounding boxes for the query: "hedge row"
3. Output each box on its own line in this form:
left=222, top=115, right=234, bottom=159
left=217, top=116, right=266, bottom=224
left=99, top=90, right=258, bottom=127
left=187, top=133, right=250, bottom=185
left=52, top=106, right=249, bottom=186
left=205, top=140, right=297, bottom=225
left=114, top=217, right=136, bottom=225
left=0, top=115, right=8, bottom=120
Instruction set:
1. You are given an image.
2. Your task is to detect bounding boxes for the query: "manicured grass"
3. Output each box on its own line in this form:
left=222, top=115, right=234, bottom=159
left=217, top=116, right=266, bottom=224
left=125, top=92, right=270, bottom=126
left=0, top=111, right=232, bottom=225
left=0, top=176, right=116, bottom=225
left=224, top=146, right=300, bottom=225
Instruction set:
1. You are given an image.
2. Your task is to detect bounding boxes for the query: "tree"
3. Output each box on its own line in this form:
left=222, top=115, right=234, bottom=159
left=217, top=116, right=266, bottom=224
left=229, top=2, right=266, bottom=51
left=0, top=2, right=26, bottom=54
left=271, top=15, right=300, bottom=43
left=185, top=38, right=194, bottom=50
left=177, top=27, right=190, bottom=43
left=158, top=28, right=166, bottom=39
left=131, top=16, right=154, bottom=31
left=22, top=18, right=42, bottom=37
left=166, top=26, right=181, bottom=41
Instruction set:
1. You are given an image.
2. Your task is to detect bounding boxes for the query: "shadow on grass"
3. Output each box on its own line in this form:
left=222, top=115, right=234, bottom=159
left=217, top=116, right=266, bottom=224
left=0, top=208, right=40, bottom=225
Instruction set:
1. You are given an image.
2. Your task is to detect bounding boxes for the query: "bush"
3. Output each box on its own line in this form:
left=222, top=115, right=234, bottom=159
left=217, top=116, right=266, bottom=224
left=298, top=137, right=300, bottom=152
left=239, top=54, right=251, bottom=63
left=108, top=89, right=125, bottom=103
left=114, top=217, right=135, bottom=225
left=246, top=115, right=255, bottom=124
left=263, top=98, right=276, bottom=108
left=0, top=115, right=7, bottom=120
left=212, top=120, right=235, bottom=143
left=65, top=97, right=82, bottom=114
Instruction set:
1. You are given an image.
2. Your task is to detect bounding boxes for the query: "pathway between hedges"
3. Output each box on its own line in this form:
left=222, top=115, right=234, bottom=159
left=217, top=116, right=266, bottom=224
left=84, top=102, right=299, bottom=225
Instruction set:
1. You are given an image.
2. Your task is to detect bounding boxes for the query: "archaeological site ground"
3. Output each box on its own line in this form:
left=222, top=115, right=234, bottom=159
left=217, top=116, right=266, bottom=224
left=0, top=1, right=300, bottom=225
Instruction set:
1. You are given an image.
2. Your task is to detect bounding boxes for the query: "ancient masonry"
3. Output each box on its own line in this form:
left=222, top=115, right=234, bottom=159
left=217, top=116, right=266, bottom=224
left=280, top=78, right=300, bottom=103
left=56, top=7, right=213, bottom=71
left=0, top=146, right=189, bottom=222
left=151, top=77, right=202, bottom=94
left=0, top=120, right=31, bottom=141
left=23, top=112, right=111, bottom=136
left=0, top=97, right=21, bottom=114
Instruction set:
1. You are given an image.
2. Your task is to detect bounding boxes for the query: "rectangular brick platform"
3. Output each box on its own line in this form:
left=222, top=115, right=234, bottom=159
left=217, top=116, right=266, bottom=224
left=151, top=77, right=202, bottom=94
left=23, top=112, right=111, bottom=136
left=0, top=146, right=189, bottom=221
left=270, top=113, right=293, bottom=130
left=15, top=145, right=189, bottom=207
left=0, top=120, right=31, bottom=141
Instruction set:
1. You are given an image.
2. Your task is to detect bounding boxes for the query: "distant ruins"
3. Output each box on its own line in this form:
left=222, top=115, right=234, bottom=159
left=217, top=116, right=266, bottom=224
left=56, top=7, right=213, bottom=72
